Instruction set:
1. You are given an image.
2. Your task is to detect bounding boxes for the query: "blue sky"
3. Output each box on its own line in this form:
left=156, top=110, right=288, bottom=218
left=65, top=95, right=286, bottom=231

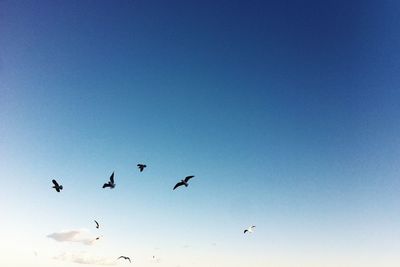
left=1, top=1, right=400, bottom=266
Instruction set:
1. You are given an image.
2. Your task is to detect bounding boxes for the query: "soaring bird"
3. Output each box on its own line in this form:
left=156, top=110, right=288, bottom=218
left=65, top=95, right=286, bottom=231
left=244, top=225, right=256, bottom=234
left=94, top=220, right=99, bottom=229
left=137, top=164, right=147, bottom=172
left=52, top=179, right=63, bottom=192
left=173, top=175, right=195, bottom=190
left=117, top=256, right=131, bottom=263
left=102, top=172, right=115, bottom=189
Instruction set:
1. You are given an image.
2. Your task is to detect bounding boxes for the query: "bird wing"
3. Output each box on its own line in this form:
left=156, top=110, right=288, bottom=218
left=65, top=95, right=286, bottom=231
left=127, top=257, right=131, bottom=263
left=103, top=183, right=110, bottom=188
left=251, top=225, right=256, bottom=229
left=52, top=179, right=59, bottom=187
left=55, top=187, right=60, bottom=192
left=184, top=175, right=195, bottom=182
left=244, top=230, right=248, bottom=234
left=94, top=220, right=99, bottom=228
left=173, top=181, right=185, bottom=190
left=110, top=172, right=114, bottom=184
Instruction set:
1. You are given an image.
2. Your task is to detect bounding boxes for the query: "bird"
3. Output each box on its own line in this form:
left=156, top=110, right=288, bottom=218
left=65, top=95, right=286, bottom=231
left=52, top=179, right=63, bottom=192
left=102, top=172, right=115, bottom=189
left=94, top=220, right=99, bottom=229
left=137, top=164, right=147, bottom=172
left=95, top=236, right=100, bottom=240
left=117, top=256, right=131, bottom=263
left=244, top=225, right=256, bottom=234
left=173, top=175, right=195, bottom=190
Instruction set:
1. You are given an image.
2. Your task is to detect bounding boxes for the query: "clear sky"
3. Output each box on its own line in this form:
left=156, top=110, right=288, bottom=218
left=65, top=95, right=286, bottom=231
left=1, top=1, right=400, bottom=266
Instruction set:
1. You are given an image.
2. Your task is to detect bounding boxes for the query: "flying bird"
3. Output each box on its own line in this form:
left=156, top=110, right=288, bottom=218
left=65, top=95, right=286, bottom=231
left=244, top=225, right=256, bottom=234
left=117, top=256, right=131, bottom=263
left=52, top=179, right=63, bottom=192
left=102, top=172, right=115, bottom=189
left=173, top=175, right=195, bottom=190
left=137, top=164, right=147, bottom=172
left=94, top=220, right=99, bottom=229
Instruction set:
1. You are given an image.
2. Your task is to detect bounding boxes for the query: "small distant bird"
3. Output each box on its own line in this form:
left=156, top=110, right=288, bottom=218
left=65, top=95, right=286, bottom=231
left=95, top=236, right=100, bottom=240
left=103, top=172, right=115, bottom=189
left=94, top=220, right=99, bottom=229
left=52, top=179, right=63, bottom=192
left=244, top=225, right=256, bottom=234
left=173, top=175, right=195, bottom=190
left=117, top=256, right=131, bottom=263
left=137, top=164, right=147, bottom=172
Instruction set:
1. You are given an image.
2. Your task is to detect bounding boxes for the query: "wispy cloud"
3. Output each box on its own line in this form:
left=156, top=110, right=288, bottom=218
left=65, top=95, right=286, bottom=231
left=54, top=252, right=116, bottom=265
left=47, top=229, right=97, bottom=245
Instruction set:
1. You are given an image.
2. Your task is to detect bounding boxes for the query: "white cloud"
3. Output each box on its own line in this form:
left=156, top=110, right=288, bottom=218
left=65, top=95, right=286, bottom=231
left=47, top=229, right=97, bottom=246
left=54, top=251, right=116, bottom=266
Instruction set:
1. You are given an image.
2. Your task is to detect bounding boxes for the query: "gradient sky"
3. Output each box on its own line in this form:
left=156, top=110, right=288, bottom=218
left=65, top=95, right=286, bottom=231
left=1, top=1, right=400, bottom=266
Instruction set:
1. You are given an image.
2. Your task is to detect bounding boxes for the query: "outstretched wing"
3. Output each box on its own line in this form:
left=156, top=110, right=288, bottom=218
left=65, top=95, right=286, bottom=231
left=184, top=175, right=194, bottom=183
left=118, top=256, right=130, bottom=262
left=94, top=220, right=99, bottom=228
left=244, top=230, right=248, bottom=234
left=52, top=179, right=59, bottom=187
left=127, top=257, right=131, bottom=263
left=109, top=172, right=114, bottom=184
left=173, top=181, right=185, bottom=190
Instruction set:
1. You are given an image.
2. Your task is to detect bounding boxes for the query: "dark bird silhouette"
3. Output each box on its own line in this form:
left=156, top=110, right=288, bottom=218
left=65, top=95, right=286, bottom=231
left=94, top=220, right=99, bottom=229
left=173, top=175, right=195, bottom=190
left=117, top=256, right=131, bottom=263
left=102, top=172, right=115, bottom=189
left=244, top=225, right=256, bottom=234
left=95, top=236, right=100, bottom=240
left=137, top=164, right=147, bottom=172
left=52, top=179, right=63, bottom=192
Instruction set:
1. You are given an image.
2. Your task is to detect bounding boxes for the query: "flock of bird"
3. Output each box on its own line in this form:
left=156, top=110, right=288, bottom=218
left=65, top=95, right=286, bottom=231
left=50, top=163, right=255, bottom=264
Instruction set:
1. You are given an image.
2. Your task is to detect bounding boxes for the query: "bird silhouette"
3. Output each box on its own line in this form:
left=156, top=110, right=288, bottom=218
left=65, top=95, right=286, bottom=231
left=102, top=172, right=115, bottom=189
left=117, top=256, right=131, bottom=263
left=173, top=175, right=195, bottom=190
left=137, top=164, right=147, bottom=172
left=244, top=225, right=256, bottom=234
left=52, top=179, right=63, bottom=192
left=94, top=220, right=99, bottom=229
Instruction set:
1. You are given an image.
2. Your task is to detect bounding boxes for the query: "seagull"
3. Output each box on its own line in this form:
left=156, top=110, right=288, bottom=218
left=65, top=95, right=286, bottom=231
left=94, top=220, right=99, bottom=229
left=102, top=172, right=115, bottom=189
left=137, top=164, right=147, bottom=172
left=173, top=175, right=195, bottom=190
left=52, top=179, right=63, bottom=192
left=117, top=256, right=131, bottom=263
left=244, top=225, right=256, bottom=234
